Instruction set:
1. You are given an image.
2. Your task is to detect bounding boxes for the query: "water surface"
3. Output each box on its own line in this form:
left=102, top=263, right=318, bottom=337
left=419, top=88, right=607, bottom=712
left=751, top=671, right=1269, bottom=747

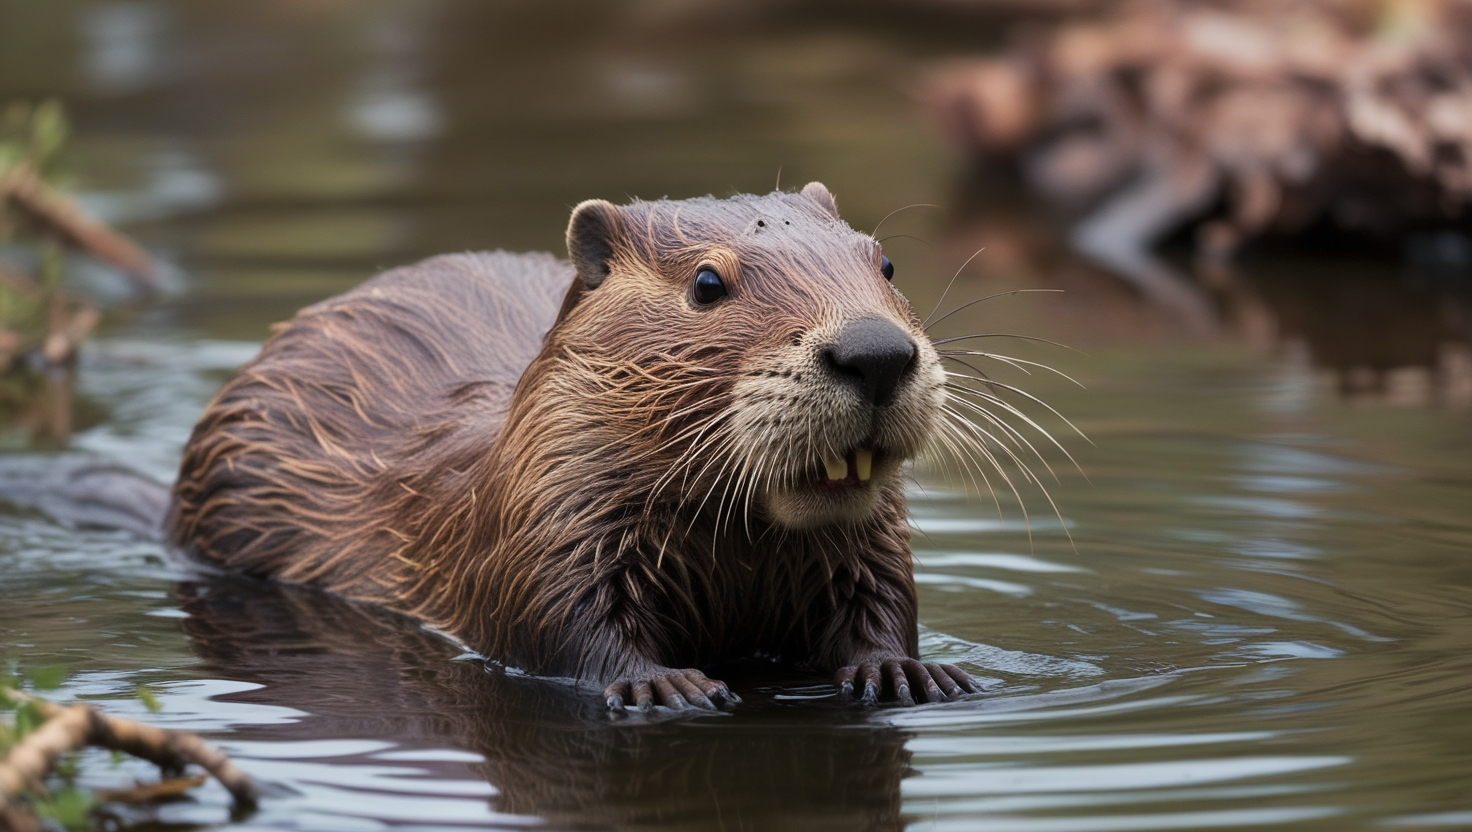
left=1, top=2, right=1470, bottom=830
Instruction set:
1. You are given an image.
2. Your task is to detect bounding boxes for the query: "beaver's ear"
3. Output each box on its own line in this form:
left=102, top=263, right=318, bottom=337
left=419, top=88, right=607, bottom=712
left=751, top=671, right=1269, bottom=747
left=800, top=181, right=840, bottom=220
left=566, top=199, right=625, bottom=290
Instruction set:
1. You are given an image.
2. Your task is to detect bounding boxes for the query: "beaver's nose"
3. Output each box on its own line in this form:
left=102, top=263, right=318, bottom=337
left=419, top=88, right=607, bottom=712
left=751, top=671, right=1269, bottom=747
left=824, top=318, right=917, bottom=406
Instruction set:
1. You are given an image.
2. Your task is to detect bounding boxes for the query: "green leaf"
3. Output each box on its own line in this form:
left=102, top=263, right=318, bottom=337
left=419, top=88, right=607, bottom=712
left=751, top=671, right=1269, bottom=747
left=28, top=665, right=67, bottom=691
left=53, top=751, right=80, bottom=784
left=29, top=99, right=68, bottom=166
left=14, top=700, right=45, bottom=738
left=135, top=684, right=162, bottom=713
left=40, top=242, right=65, bottom=290
left=33, top=784, right=94, bottom=832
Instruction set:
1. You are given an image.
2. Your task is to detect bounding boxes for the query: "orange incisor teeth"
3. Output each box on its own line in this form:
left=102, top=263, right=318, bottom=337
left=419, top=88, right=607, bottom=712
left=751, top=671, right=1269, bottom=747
left=855, top=449, right=873, bottom=482
left=824, top=454, right=847, bottom=481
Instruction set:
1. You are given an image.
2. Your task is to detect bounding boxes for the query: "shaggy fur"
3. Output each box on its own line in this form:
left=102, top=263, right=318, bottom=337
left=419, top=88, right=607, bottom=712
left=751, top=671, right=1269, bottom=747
left=169, top=184, right=962, bottom=701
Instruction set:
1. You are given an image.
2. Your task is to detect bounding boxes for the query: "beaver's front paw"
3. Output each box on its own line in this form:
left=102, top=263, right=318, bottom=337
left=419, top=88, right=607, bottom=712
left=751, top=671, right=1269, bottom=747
left=836, top=658, right=978, bottom=706
left=604, top=668, right=741, bottom=713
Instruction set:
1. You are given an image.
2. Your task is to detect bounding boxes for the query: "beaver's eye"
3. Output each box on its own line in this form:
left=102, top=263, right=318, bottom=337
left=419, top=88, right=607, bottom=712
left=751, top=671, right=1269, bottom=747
left=693, top=268, right=727, bottom=304
left=880, top=256, right=894, bottom=281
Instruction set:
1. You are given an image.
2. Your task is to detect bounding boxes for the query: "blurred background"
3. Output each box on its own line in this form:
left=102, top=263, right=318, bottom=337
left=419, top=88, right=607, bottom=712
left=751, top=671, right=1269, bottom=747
left=2, top=2, right=1471, bottom=831
left=0, top=0, right=1469, bottom=403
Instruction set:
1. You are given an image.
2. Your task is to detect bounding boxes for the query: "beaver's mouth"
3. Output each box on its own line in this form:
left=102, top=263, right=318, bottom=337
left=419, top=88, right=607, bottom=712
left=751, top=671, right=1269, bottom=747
left=815, top=446, right=879, bottom=492
left=759, top=440, right=900, bottom=527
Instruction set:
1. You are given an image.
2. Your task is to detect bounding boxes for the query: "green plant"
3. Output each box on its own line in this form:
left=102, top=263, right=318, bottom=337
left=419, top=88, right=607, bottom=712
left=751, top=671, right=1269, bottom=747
left=0, top=663, right=95, bottom=831
left=2, top=663, right=257, bottom=831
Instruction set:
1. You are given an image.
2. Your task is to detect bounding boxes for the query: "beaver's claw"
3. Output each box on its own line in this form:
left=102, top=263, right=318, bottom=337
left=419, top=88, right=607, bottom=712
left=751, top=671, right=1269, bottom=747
left=835, top=658, right=978, bottom=706
left=604, top=668, right=740, bottom=713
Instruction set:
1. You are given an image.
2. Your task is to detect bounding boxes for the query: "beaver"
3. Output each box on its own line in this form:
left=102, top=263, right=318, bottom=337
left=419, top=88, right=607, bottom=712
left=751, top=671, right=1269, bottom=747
left=169, top=182, right=982, bottom=711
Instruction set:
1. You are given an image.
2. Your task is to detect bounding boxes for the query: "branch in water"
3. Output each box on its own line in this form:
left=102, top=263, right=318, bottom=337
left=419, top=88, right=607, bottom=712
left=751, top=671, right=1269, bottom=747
left=0, top=686, right=258, bottom=828
left=0, top=162, right=157, bottom=292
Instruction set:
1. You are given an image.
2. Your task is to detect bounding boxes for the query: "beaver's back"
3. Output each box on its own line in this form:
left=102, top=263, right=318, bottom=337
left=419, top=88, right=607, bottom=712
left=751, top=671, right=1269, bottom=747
left=168, top=251, right=574, bottom=596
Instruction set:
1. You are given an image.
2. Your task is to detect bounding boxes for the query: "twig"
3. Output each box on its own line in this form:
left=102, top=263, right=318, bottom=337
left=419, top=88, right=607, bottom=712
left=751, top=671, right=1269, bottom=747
left=41, top=302, right=101, bottom=365
left=0, top=686, right=258, bottom=826
left=97, top=773, right=207, bottom=804
left=0, top=329, right=20, bottom=372
left=0, top=163, right=157, bottom=292
left=0, top=705, right=95, bottom=805
left=0, top=801, right=42, bottom=832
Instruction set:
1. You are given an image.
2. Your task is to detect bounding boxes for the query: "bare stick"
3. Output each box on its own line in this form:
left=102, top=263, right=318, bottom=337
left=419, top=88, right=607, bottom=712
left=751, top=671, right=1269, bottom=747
left=0, top=704, right=95, bottom=800
left=97, top=773, right=208, bottom=804
left=42, top=302, right=102, bottom=365
left=0, top=803, right=42, bottom=832
left=1, top=687, right=258, bottom=824
left=0, top=163, right=157, bottom=292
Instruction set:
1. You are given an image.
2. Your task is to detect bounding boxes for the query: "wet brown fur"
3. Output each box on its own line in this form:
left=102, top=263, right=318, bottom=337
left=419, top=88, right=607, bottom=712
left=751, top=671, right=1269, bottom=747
left=169, top=185, right=933, bottom=686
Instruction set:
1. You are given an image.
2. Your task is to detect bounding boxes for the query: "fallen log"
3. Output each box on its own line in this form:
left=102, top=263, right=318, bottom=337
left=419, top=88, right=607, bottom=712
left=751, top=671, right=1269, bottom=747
left=923, top=0, right=1472, bottom=330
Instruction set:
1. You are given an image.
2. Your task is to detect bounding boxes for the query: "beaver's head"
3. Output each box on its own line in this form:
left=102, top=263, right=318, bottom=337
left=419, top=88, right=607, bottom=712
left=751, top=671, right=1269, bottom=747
left=552, top=183, right=943, bottom=530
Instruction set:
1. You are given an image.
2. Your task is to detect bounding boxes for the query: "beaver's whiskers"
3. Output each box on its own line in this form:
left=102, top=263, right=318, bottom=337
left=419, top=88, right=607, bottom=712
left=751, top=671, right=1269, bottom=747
left=917, top=350, right=1082, bottom=542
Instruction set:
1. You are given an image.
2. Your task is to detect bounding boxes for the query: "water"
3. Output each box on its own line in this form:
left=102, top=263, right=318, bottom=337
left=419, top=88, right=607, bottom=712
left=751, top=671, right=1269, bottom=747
left=2, top=2, right=1471, bottom=830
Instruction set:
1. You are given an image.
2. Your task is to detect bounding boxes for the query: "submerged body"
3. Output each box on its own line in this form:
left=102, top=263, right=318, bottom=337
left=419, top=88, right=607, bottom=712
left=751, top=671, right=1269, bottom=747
left=170, top=183, right=978, bottom=709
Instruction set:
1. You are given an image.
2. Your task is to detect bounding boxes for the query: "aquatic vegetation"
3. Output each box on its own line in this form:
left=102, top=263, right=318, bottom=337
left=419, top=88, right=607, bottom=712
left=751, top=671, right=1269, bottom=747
left=0, top=101, right=157, bottom=445
left=0, top=100, right=154, bottom=371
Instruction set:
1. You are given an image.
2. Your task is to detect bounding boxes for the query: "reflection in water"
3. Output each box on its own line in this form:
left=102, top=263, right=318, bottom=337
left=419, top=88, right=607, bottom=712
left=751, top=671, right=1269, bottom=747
left=1234, top=256, right=1472, bottom=408
left=176, top=578, right=912, bottom=831
left=81, top=2, right=168, bottom=96
left=0, top=367, right=103, bottom=447
left=943, top=187, right=1472, bottom=408
left=349, top=8, right=441, bottom=147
